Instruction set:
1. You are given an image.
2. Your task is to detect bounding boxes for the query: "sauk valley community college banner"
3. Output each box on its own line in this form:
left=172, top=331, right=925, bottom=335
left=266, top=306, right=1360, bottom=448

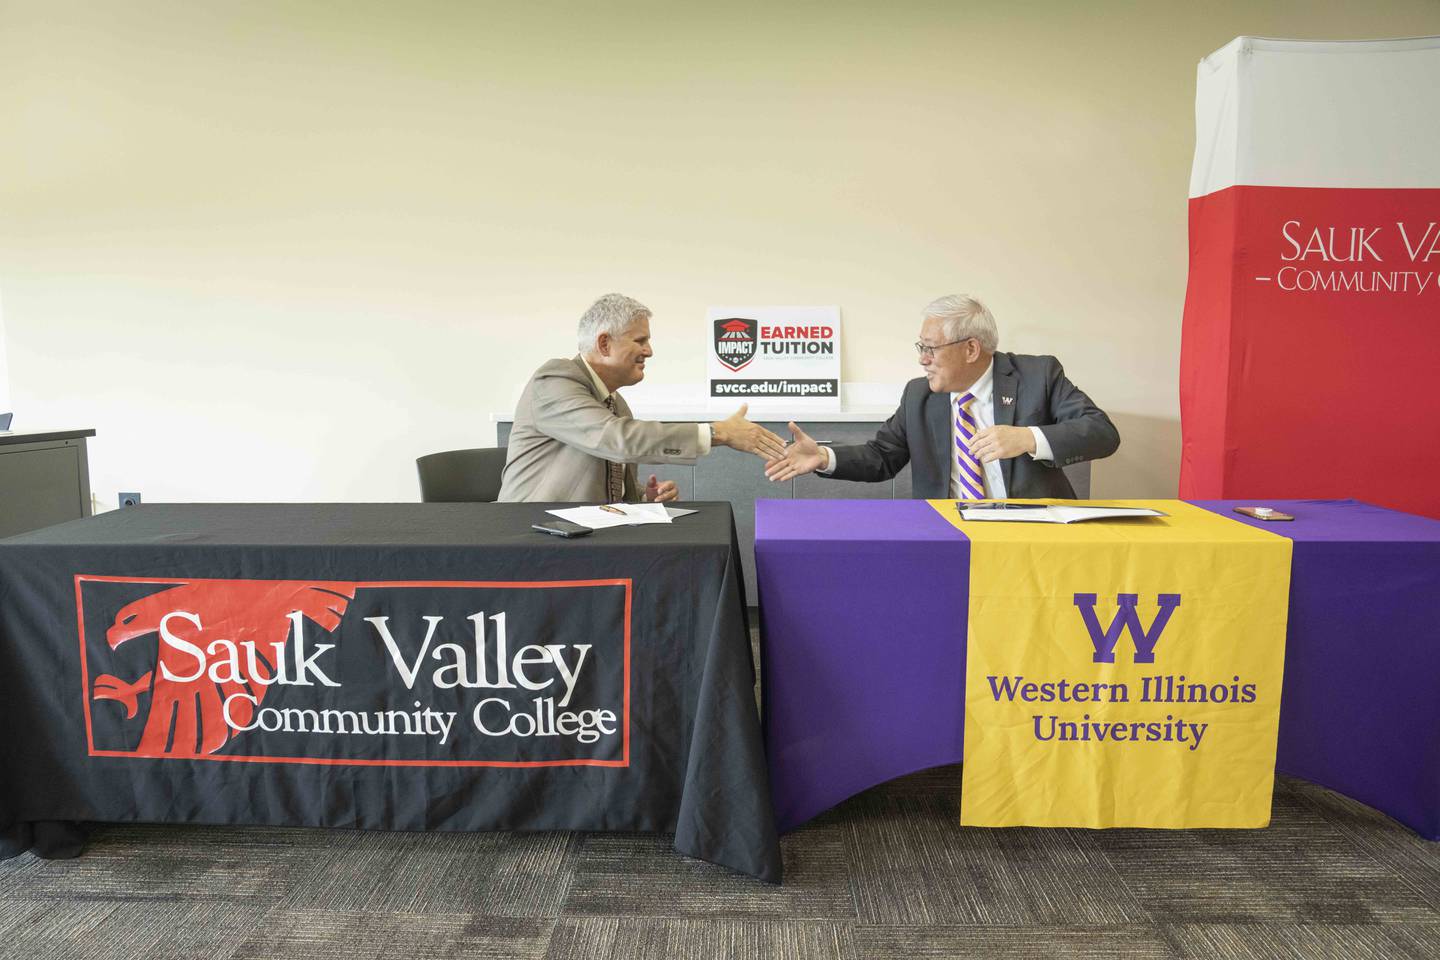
left=1181, top=36, right=1440, bottom=520
left=78, top=577, right=630, bottom=765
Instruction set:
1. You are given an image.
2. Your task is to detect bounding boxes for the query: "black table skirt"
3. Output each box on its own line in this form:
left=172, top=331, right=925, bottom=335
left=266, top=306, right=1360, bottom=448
left=0, top=503, right=780, bottom=882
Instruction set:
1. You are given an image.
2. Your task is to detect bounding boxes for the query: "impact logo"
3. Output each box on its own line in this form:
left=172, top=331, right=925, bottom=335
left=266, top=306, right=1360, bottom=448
left=77, top=575, right=631, bottom=767
left=713, top=317, right=757, bottom=372
left=1073, top=593, right=1181, bottom=664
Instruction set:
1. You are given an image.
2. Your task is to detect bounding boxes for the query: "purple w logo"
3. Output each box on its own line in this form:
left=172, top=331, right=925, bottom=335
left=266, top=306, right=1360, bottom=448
left=1072, top=593, right=1181, bottom=664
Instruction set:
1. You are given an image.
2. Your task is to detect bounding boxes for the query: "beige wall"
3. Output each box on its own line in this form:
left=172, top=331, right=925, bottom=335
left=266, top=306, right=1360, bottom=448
left=2, top=1, right=1437, bottom=505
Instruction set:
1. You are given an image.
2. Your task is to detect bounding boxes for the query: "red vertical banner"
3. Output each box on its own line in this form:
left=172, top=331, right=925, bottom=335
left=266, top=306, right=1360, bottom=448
left=1180, top=37, right=1440, bottom=519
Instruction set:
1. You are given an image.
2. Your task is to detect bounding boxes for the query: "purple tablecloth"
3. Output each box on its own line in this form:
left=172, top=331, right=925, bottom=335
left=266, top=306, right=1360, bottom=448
left=1192, top=499, right=1440, bottom=841
left=756, top=500, right=969, bottom=831
left=757, top=498, right=1440, bottom=839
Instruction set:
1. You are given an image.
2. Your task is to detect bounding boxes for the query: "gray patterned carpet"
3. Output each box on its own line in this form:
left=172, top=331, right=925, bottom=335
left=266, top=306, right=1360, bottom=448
left=3, top=768, right=1437, bottom=960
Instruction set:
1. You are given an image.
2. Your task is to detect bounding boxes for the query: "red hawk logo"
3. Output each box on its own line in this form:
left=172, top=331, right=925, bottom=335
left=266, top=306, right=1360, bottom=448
left=90, top=580, right=357, bottom=756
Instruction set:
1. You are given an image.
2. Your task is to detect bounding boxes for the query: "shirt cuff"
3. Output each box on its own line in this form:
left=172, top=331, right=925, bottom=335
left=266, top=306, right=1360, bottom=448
left=1028, top=426, right=1055, bottom=463
left=697, top=424, right=712, bottom=456
left=817, top=445, right=837, bottom=474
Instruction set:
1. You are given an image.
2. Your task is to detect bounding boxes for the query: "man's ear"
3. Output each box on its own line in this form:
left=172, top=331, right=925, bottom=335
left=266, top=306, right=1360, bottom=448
left=594, top=332, right=611, bottom=357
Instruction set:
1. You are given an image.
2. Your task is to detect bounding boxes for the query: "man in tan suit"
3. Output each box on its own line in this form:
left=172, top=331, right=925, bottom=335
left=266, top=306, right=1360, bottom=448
left=499, top=293, right=786, bottom=503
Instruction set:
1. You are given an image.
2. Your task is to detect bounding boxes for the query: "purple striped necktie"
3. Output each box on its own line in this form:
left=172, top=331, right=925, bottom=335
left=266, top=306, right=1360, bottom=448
left=954, top=392, right=985, bottom=500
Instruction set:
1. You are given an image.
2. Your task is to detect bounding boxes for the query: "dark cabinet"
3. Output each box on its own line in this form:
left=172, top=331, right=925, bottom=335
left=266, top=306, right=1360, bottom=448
left=0, top=430, right=96, bottom=539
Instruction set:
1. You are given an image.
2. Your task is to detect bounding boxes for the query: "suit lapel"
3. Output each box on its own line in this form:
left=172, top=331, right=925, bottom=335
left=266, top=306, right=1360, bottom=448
left=927, top=389, right=950, bottom=496
left=574, top=355, right=631, bottom=500
left=992, top=354, right=1019, bottom=496
left=611, top=391, right=639, bottom=501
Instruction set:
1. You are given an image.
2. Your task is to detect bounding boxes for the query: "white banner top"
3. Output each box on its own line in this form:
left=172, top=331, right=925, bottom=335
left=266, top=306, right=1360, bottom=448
left=704, top=305, right=842, bottom=412
left=1191, top=35, right=1440, bottom=197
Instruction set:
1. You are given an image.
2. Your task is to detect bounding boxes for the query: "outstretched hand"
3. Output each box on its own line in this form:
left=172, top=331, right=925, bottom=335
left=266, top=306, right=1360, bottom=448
left=765, top=422, right=827, bottom=482
left=712, top=404, right=787, bottom=460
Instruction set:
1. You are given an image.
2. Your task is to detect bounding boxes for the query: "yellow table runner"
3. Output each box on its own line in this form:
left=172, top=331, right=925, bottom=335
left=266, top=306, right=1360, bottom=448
left=930, top=499, right=1292, bottom=828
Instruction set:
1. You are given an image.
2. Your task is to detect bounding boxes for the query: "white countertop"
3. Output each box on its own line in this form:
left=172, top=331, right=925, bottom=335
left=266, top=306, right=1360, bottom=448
left=492, top=382, right=904, bottom=423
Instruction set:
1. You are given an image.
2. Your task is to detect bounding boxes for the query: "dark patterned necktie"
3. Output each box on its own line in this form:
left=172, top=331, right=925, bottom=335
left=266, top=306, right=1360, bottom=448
left=603, top=395, right=625, bottom=503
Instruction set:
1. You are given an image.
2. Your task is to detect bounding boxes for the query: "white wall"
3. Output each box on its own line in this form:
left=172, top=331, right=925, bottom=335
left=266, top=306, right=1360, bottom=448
left=0, top=288, right=10, bottom=413
left=2, top=1, right=1436, bottom=506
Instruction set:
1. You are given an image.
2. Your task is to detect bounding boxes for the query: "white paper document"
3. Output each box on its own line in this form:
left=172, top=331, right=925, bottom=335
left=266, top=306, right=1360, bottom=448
left=547, top=503, right=674, bottom=529
left=957, top=504, right=1166, bottom=524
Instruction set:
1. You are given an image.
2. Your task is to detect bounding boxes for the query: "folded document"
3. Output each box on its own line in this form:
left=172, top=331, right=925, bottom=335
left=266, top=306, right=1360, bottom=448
left=957, top=503, right=1166, bottom=524
left=547, top=503, right=694, bottom=529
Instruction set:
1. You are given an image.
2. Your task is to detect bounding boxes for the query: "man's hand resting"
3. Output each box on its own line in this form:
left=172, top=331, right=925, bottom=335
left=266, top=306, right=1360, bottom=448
left=643, top=474, right=679, bottom=503
left=968, top=425, right=1036, bottom=463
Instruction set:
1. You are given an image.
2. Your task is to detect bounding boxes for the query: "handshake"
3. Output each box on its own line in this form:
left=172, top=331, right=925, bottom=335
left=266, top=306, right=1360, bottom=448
left=744, top=417, right=1039, bottom=483
left=708, top=407, right=1042, bottom=488
left=708, top=408, right=829, bottom=482
left=644, top=409, right=821, bottom=504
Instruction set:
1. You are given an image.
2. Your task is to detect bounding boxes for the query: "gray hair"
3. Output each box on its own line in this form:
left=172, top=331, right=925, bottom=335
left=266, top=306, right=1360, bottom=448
left=923, top=294, right=998, bottom=353
left=577, top=293, right=651, bottom=354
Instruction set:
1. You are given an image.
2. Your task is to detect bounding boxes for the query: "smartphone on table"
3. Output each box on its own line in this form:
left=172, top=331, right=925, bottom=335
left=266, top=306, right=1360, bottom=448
left=1233, top=506, right=1295, bottom=521
left=531, top=520, right=593, bottom=538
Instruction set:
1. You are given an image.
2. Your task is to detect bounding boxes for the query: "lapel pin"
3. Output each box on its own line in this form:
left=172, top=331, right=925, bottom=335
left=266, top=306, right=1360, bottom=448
left=1001, top=395, right=1014, bottom=405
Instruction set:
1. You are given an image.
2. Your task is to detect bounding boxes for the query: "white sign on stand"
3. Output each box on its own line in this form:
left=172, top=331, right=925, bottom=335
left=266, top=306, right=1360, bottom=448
left=704, top=305, right=841, bottom=413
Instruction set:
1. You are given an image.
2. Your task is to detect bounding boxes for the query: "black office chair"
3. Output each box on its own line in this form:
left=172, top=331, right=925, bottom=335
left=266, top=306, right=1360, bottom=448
left=416, top=447, right=508, bottom=503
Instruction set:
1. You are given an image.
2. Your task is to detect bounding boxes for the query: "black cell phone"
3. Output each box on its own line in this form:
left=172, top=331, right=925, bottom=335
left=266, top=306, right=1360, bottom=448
left=532, top=520, right=593, bottom=538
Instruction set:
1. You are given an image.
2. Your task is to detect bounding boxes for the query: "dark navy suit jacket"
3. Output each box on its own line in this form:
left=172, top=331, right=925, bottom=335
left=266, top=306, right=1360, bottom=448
left=828, top=352, right=1120, bottom=499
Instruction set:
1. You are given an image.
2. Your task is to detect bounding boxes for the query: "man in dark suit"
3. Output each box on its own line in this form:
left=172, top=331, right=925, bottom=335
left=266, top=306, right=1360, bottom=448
left=764, top=295, right=1119, bottom=499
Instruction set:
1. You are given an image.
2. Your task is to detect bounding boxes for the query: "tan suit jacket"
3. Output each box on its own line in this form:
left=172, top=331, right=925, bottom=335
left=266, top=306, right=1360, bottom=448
left=498, top=356, right=703, bottom=502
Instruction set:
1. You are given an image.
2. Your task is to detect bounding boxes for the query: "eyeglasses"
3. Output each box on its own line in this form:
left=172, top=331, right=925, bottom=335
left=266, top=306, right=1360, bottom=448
left=914, top=337, right=973, bottom=359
